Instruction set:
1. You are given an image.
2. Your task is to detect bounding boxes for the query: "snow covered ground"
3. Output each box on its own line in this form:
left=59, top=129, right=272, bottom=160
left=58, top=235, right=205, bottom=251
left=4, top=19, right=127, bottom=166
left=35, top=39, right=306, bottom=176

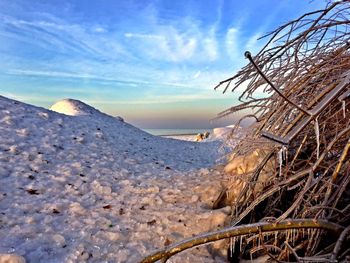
left=0, top=97, right=242, bottom=263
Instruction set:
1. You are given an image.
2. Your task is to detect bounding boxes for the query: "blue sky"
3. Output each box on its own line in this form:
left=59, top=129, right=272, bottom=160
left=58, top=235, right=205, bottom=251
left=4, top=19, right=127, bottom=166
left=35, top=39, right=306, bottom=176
left=0, top=0, right=325, bottom=128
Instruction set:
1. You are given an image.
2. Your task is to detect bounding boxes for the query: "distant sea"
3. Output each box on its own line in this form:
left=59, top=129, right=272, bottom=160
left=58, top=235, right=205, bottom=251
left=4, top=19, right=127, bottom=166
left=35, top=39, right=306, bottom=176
left=143, top=128, right=212, bottom=136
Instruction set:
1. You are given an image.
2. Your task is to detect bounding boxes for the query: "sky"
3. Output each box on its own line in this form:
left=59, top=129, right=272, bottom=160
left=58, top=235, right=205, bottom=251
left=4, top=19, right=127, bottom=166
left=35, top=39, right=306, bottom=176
left=0, top=0, right=326, bottom=128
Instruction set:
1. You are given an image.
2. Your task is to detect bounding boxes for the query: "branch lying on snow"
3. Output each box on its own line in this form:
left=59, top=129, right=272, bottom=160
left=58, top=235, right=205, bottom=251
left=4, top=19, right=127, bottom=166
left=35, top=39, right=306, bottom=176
left=139, top=219, right=343, bottom=263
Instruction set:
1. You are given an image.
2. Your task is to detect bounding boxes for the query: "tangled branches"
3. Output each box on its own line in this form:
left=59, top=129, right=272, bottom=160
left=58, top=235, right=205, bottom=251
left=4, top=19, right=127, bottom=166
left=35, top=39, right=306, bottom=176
left=213, top=1, right=350, bottom=261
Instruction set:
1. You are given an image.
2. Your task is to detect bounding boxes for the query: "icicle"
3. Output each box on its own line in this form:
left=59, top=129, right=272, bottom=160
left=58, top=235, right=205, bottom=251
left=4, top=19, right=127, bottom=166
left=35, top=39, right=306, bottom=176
left=286, top=229, right=290, bottom=244
left=342, top=100, right=346, bottom=118
left=278, top=148, right=283, bottom=177
left=297, top=229, right=299, bottom=242
left=314, top=118, right=320, bottom=159
left=292, top=229, right=296, bottom=246
left=283, top=146, right=288, bottom=163
left=277, top=146, right=288, bottom=177
left=282, top=146, right=287, bottom=161
left=240, top=235, right=243, bottom=252
left=230, top=237, right=234, bottom=257
left=274, top=231, right=278, bottom=247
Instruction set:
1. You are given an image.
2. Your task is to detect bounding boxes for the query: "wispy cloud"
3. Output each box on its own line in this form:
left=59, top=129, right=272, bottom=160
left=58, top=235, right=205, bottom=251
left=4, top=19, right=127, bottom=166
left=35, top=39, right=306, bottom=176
left=93, top=26, right=107, bottom=33
left=124, top=33, right=163, bottom=40
left=193, top=71, right=201, bottom=79
left=225, top=27, right=241, bottom=60
left=0, top=13, right=129, bottom=60
left=203, top=27, right=219, bottom=61
left=5, top=68, right=195, bottom=88
left=124, top=25, right=215, bottom=62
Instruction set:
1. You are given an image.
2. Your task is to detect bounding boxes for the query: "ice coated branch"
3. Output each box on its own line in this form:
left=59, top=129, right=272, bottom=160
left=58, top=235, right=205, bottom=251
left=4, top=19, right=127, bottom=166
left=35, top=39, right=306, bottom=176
left=139, top=219, right=343, bottom=263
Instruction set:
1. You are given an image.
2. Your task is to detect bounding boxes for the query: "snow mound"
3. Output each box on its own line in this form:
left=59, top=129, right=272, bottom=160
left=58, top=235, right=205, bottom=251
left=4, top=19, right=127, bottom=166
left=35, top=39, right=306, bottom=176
left=49, top=99, right=103, bottom=116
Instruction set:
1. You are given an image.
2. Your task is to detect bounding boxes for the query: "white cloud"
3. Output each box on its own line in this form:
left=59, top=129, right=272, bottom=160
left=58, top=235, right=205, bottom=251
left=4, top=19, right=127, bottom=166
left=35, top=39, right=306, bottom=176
left=93, top=26, right=107, bottom=33
left=125, top=27, right=199, bottom=62
left=0, top=14, right=128, bottom=60
left=124, top=32, right=162, bottom=40
left=226, top=27, right=241, bottom=60
left=124, top=15, right=220, bottom=63
left=5, top=68, right=194, bottom=89
left=202, top=27, right=218, bottom=61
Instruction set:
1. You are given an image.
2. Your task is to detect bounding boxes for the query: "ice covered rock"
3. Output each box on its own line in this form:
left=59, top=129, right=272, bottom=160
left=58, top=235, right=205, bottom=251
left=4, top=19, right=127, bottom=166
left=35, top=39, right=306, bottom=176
left=224, top=150, right=262, bottom=175
left=223, top=149, right=274, bottom=204
left=0, top=254, right=26, bottom=263
left=195, top=133, right=203, bottom=142
left=194, top=132, right=210, bottom=142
